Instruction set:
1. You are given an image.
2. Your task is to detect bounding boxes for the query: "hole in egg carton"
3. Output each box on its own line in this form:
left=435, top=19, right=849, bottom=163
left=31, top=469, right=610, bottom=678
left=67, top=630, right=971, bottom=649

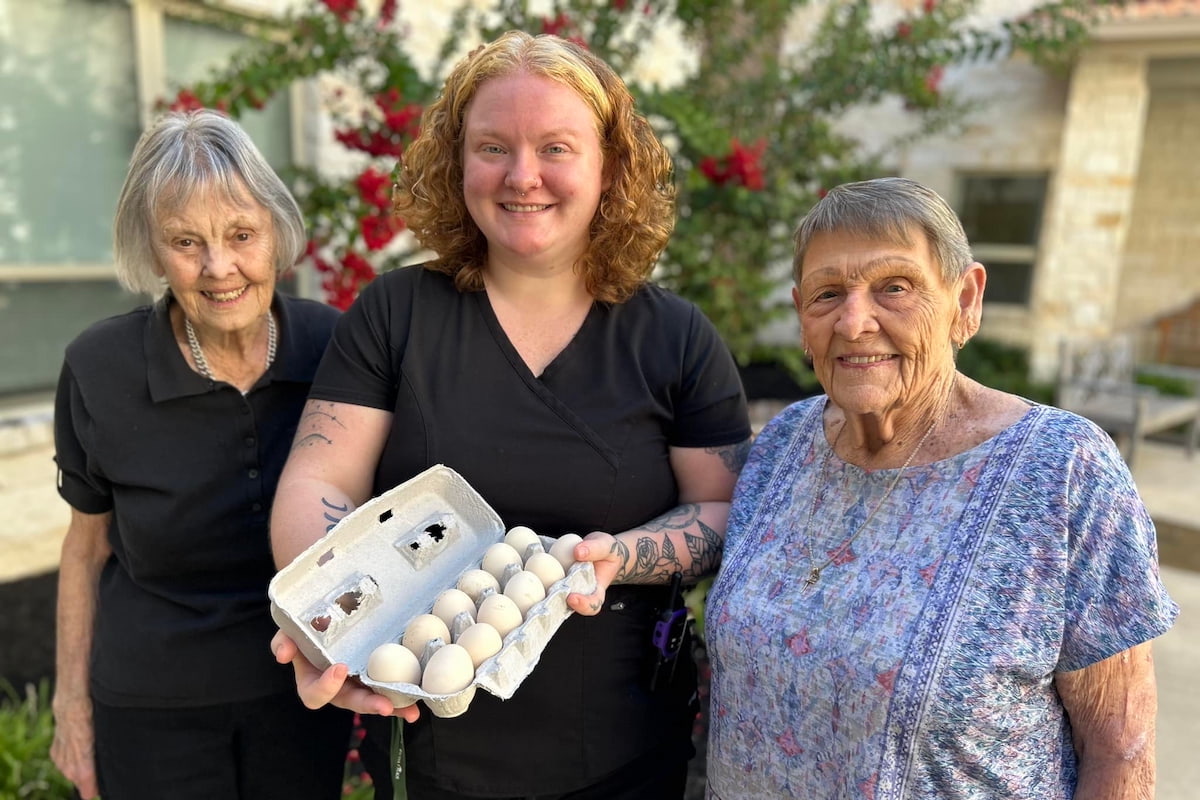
left=392, top=513, right=457, bottom=569
left=304, top=573, right=380, bottom=641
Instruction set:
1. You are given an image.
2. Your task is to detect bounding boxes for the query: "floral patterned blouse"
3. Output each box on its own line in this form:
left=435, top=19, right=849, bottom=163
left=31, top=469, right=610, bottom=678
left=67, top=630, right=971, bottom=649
left=706, top=397, right=1179, bottom=799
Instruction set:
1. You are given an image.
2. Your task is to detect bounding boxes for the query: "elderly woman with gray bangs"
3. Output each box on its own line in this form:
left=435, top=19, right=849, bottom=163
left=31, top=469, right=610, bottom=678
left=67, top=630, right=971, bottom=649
left=704, top=177, right=1177, bottom=799
left=50, top=109, right=348, bottom=800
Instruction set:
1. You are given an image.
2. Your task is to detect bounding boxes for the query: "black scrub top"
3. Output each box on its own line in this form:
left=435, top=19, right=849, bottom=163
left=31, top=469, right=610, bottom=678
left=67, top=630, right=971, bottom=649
left=54, top=293, right=340, bottom=708
left=310, top=266, right=750, bottom=795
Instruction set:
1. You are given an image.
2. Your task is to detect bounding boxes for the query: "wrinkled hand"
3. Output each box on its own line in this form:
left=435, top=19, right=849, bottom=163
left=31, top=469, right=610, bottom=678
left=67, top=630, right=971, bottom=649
left=271, top=630, right=420, bottom=722
left=50, top=697, right=99, bottom=799
left=565, top=531, right=620, bottom=616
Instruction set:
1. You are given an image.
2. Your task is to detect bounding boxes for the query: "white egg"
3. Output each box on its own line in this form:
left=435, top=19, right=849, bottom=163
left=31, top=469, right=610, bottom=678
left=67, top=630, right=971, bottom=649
left=549, top=533, right=584, bottom=571
left=504, top=525, right=542, bottom=559
left=503, top=570, right=547, bottom=616
left=431, top=588, right=477, bottom=629
left=523, top=551, right=567, bottom=590
left=454, top=622, right=503, bottom=668
left=420, top=643, right=476, bottom=695
left=400, top=613, right=451, bottom=658
left=481, top=542, right=524, bottom=584
left=456, top=569, right=500, bottom=605
left=477, top=593, right=524, bottom=639
left=366, top=642, right=422, bottom=685
left=499, top=561, right=523, bottom=590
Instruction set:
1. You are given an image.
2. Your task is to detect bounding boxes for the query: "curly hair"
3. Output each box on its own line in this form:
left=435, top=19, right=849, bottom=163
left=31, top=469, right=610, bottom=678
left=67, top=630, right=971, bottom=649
left=393, top=30, right=675, bottom=303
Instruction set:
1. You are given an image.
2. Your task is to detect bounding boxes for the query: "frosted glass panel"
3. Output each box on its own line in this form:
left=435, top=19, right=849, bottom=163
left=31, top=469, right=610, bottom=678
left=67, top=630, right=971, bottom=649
left=163, top=16, right=293, bottom=172
left=0, top=0, right=139, bottom=264
left=0, top=280, right=143, bottom=394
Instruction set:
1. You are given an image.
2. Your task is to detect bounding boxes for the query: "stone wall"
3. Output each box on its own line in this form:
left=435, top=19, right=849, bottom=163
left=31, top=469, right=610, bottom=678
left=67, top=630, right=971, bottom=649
left=1118, top=69, right=1200, bottom=331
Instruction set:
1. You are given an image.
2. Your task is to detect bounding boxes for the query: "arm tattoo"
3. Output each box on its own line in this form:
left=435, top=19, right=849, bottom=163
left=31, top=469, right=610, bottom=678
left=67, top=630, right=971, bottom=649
left=708, top=438, right=752, bottom=475
left=613, top=503, right=723, bottom=583
left=294, top=432, right=333, bottom=449
left=321, top=497, right=351, bottom=533
left=292, top=403, right=347, bottom=451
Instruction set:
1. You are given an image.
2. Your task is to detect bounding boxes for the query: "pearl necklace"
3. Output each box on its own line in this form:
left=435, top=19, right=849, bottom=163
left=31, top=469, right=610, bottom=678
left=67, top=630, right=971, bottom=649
left=800, top=378, right=954, bottom=590
left=185, top=313, right=277, bottom=385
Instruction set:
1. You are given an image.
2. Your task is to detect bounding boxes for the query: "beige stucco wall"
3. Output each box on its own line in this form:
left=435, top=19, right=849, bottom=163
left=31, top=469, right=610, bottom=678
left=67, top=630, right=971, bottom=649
left=1117, top=74, right=1200, bottom=333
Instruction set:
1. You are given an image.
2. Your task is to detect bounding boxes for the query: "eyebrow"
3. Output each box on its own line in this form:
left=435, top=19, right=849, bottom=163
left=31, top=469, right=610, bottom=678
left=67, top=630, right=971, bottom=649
left=804, top=255, right=923, bottom=278
left=467, top=125, right=589, bottom=141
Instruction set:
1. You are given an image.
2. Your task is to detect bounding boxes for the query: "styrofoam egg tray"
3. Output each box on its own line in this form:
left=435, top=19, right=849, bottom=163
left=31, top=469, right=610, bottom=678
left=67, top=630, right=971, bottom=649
left=268, top=464, right=596, bottom=718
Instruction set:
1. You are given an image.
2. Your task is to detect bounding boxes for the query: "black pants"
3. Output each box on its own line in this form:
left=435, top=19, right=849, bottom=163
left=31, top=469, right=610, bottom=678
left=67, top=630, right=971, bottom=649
left=357, top=714, right=692, bottom=800
left=91, top=690, right=352, bottom=800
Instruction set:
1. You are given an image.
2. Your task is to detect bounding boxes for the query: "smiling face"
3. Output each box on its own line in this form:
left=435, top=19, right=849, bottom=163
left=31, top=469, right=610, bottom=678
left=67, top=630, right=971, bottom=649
left=794, top=226, right=982, bottom=422
left=151, top=180, right=277, bottom=336
left=461, top=72, right=609, bottom=273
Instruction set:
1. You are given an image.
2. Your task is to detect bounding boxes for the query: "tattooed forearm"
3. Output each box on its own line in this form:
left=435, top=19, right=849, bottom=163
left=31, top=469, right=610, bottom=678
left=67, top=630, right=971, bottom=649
left=685, top=517, right=722, bottom=575
left=642, top=504, right=704, bottom=533
left=612, top=504, right=723, bottom=583
left=708, top=439, right=751, bottom=475
left=321, top=497, right=351, bottom=533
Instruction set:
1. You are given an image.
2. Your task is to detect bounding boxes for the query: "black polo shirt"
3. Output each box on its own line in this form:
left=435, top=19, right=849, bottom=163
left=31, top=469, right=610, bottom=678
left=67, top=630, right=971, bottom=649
left=311, top=266, right=751, bottom=795
left=55, top=293, right=340, bottom=708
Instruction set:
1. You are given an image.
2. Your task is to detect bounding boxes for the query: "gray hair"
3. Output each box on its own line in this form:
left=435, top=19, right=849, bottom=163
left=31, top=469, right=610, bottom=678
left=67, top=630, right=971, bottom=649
left=113, top=109, right=306, bottom=297
left=792, top=177, right=974, bottom=285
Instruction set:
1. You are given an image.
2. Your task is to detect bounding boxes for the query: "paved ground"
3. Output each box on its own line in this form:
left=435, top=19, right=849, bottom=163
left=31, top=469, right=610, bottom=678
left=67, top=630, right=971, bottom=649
left=2, top=398, right=1197, bottom=794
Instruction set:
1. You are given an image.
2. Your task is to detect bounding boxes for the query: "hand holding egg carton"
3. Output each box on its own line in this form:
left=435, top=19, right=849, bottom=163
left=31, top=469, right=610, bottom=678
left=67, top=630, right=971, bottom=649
left=269, top=465, right=596, bottom=718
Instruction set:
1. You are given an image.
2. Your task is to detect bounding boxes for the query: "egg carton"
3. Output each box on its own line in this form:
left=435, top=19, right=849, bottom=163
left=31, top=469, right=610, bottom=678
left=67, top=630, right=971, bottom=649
left=268, top=464, right=596, bottom=719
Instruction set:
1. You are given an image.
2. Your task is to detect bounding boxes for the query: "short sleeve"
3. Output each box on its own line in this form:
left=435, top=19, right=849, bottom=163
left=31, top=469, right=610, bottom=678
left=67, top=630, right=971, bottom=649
left=54, top=359, right=113, bottom=514
left=1057, top=418, right=1179, bottom=671
left=667, top=304, right=751, bottom=448
left=309, top=268, right=415, bottom=410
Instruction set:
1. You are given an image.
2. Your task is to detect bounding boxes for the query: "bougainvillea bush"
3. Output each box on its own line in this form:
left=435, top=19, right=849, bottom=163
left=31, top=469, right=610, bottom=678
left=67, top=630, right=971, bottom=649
left=169, top=0, right=1122, bottom=371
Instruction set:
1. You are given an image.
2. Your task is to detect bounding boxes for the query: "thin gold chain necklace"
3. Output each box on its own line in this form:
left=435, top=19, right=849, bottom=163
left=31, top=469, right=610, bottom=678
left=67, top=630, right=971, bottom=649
left=801, top=379, right=954, bottom=590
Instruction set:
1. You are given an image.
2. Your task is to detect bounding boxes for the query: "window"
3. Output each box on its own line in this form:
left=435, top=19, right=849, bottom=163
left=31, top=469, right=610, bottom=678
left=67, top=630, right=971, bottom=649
left=957, top=175, right=1048, bottom=307
left=0, top=0, right=298, bottom=395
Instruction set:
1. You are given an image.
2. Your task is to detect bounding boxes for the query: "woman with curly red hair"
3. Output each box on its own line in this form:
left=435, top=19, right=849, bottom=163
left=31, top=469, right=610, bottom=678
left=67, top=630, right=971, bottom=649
left=270, top=30, right=751, bottom=800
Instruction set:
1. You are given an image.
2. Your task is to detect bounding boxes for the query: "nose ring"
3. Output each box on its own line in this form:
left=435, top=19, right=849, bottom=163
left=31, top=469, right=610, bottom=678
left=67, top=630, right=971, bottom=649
left=518, top=190, right=526, bottom=198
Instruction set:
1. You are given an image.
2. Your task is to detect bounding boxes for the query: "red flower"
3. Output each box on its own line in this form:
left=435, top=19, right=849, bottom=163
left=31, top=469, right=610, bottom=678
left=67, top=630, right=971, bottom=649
left=321, top=251, right=376, bottom=309
left=334, top=127, right=405, bottom=158
left=359, top=213, right=402, bottom=251
left=727, top=138, right=766, bottom=191
left=541, top=12, right=571, bottom=36
left=169, top=89, right=204, bottom=112
left=699, top=155, right=727, bottom=185
left=356, top=167, right=393, bottom=210
left=924, top=64, right=945, bottom=94
left=613, top=0, right=628, bottom=9
left=895, top=21, right=912, bottom=39
left=700, top=139, right=767, bottom=191
left=321, top=0, right=357, bottom=23
left=922, top=0, right=937, bottom=13
left=379, top=0, right=398, bottom=25
left=374, top=90, right=423, bottom=138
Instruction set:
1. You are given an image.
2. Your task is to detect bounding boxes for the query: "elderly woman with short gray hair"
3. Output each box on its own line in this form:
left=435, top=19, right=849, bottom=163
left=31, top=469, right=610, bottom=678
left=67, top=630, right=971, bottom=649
left=705, top=177, right=1177, bottom=799
left=51, top=109, right=348, bottom=800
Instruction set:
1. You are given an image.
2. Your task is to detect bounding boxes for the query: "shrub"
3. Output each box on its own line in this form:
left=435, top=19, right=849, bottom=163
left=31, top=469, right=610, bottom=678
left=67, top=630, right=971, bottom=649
left=0, top=680, right=74, bottom=800
left=957, top=338, right=1054, bottom=403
